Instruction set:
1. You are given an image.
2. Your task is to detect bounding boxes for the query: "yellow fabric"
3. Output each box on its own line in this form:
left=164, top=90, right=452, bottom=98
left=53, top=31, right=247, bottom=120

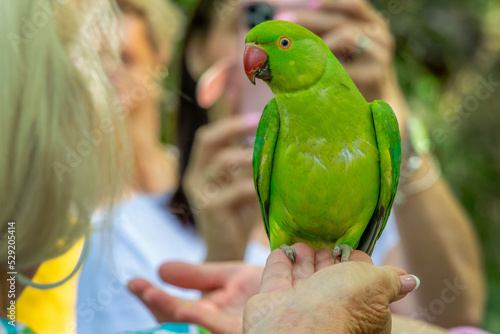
left=17, top=239, right=84, bottom=334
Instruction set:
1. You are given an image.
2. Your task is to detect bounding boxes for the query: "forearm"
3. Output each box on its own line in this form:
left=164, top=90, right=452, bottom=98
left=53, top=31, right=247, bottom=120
left=394, top=155, right=485, bottom=327
left=391, top=314, right=449, bottom=333
left=202, top=218, right=248, bottom=262
left=205, top=244, right=246, bottom=262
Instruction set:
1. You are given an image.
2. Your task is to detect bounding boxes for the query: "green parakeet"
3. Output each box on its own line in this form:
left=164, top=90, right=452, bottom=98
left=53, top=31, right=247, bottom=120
left=244, top=20, right=401, bottom=262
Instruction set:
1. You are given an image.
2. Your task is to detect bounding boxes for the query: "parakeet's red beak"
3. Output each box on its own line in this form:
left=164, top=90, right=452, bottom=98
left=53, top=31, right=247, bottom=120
left=244, top=44, right=271, bottom=85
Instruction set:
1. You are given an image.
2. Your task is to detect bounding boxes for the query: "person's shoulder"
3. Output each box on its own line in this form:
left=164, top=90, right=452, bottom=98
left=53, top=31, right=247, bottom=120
left=90, top=192, right=182, bottom=235
left=108, top=192, right=199, bottom=243
left=101, top=192, right=177, bottom=225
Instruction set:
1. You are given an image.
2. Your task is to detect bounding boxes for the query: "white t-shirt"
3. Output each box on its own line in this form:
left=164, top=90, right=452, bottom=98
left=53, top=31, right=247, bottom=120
left=76, top=192, right=269, bottom=334
left=76, top=192, right=398, bottom=333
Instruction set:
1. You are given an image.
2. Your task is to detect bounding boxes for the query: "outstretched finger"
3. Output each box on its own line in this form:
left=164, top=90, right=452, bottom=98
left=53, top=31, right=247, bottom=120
left=158, top=261, right=244, bottom=291
left=129, top=278, right=245, bottom=333
left=128, top=278, right=191, bottom=323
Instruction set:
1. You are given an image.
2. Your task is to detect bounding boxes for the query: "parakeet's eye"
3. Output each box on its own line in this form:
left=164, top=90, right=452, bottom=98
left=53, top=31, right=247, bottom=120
left=279, top=37, right=291, bottom=50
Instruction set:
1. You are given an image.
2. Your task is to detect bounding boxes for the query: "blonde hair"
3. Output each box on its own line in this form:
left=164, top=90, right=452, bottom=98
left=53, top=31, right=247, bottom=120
left=0, top=0, right=130, bottom=270
left=117, top=0, right=183, bottom=60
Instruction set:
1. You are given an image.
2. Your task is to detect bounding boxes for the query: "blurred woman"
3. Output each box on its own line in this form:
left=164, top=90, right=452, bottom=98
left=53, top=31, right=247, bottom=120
left=169, top=0, right=485, bottom=328
left=0, top=0, right=129, bottom=331
left=0, top=1, right=475, bottom=334
left=76, top=0, right=268, bottom=333
left=0, top=4, right=419, bottom=334
left=75, top=0, right=182, bottom=332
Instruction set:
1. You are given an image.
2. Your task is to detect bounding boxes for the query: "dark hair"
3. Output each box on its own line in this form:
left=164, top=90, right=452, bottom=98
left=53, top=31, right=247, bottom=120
left=169, top=0, right=216, bottom=225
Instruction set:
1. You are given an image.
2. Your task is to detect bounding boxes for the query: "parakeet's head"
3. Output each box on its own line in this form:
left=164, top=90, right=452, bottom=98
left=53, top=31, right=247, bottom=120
left=244, top=20, right=329, bottom=93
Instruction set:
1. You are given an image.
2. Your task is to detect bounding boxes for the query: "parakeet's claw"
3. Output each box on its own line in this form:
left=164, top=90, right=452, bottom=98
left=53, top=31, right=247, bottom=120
left=333, top=244, right=354, bottom=263
left=279, top=244, right=296, bottom=263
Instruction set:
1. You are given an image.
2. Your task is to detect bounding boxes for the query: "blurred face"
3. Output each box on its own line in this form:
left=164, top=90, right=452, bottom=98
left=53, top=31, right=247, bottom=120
left=112, top=13, right=166, bottom=116
left=187, top=0, right=307, bottom=122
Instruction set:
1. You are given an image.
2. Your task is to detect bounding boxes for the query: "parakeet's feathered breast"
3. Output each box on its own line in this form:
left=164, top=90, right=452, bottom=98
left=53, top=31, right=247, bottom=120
left=248, top=20, right=401, bottom=255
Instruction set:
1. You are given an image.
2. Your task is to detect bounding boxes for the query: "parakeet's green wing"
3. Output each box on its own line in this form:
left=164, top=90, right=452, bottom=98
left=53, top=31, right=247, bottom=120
left=358, top=100, right=402, bottom=255
left=252, top=98, right=280, bottom=239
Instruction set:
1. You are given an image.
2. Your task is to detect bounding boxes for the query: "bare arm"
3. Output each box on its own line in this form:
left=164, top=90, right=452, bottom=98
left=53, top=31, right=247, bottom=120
left=391, top=314, right=450, bottom=334
left=390, top=155, right=485, bottom=327
left=277, top=0, right=485, bottom=326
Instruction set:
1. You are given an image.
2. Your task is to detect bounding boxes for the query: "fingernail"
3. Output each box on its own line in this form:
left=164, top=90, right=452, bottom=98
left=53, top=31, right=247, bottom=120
left=307, top=0, right=322, bottom=10
left=400, top=274, right=420, bottom=294
left=244, top=112, right=261, bottom=127
left=274, top=11, right=297, bottom=23
left=142, top=290, right=153, bottom=304
left=127, top=282, right=137, bottom=293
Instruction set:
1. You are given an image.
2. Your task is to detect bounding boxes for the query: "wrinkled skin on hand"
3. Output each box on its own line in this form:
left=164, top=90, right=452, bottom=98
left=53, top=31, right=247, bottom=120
left=244, top=244, right=408, bottom=334
left=129, top=244, right=413, bottom=334
left=129, top=261, right=263, bottom=333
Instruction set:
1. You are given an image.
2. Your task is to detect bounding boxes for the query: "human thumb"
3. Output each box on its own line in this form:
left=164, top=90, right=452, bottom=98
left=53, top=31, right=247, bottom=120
left=381, top=265, right=420, bottom=303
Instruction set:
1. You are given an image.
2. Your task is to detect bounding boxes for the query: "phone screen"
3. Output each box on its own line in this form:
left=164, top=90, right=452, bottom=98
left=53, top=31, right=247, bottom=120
left=241, top=1, right=306, bottom=30
left=243, top=2, right=275, bottom=29
left=236, top=1, right=307, bottom=119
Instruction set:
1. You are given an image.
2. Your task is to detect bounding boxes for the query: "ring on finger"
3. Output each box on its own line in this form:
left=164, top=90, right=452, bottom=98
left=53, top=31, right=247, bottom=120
left=355, top=35, right=372, bottom=54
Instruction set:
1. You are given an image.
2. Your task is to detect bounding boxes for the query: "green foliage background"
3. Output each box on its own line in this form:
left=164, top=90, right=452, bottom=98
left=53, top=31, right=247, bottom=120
left=167, top=0, right=500, bottom=331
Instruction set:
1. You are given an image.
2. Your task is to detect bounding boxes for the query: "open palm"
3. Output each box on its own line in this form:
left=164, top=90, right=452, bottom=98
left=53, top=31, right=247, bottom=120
left=128, top=261, right=263, bottom=334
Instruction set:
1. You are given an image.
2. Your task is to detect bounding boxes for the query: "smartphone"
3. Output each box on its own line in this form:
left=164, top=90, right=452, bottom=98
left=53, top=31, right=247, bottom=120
left=236, top=1, right=309, bottom=147
left=240, top=1, right=307, bottom=30
left=237, top=1, right=309, bottom=117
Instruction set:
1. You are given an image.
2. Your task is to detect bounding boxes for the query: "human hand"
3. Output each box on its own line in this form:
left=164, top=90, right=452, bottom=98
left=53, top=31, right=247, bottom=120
left=244, top=243, right=419, bottom=334
left=128, top=261, right=263, bottom=334
left=130, top=244, right=418, bottom=334
left=274, top=0, right=410, bottom=137
left=183, top=113, right=264, bottom=261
